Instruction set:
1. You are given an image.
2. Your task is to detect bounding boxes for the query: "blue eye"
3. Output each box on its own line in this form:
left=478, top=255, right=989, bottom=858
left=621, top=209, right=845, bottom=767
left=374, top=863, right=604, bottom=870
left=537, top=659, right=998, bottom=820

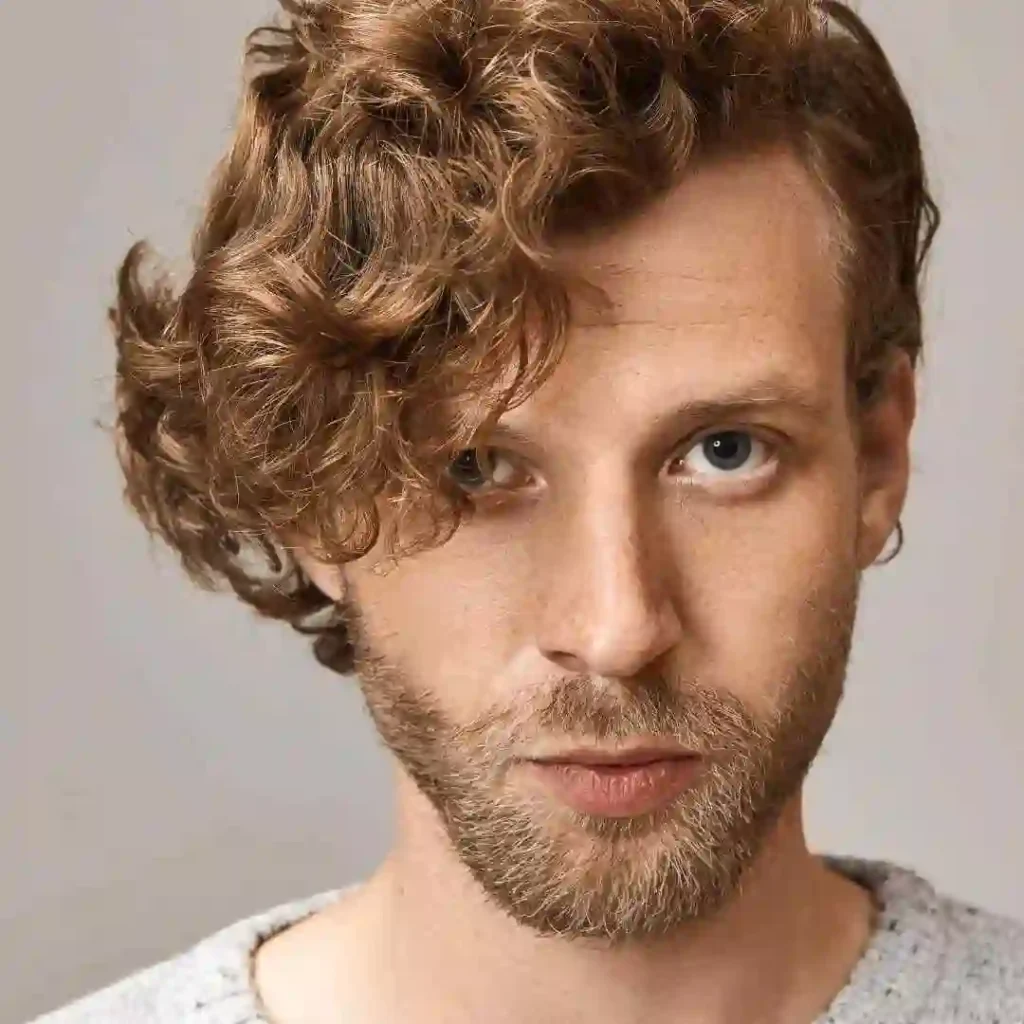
left=449, top=449, right=484, bottom=487
left=678, top=431, right=770, bottom=479
left=448, top=448, right=521, bottom=493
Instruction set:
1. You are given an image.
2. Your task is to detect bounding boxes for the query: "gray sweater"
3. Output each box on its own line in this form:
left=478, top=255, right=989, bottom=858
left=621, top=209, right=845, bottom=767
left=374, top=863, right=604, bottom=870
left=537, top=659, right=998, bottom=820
left=26, top=857, right=1024, bottom=1023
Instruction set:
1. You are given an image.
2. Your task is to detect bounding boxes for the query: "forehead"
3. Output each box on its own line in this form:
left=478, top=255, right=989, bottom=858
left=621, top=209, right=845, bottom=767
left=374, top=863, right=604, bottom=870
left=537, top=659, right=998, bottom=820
left=563, top=145, right=841, bottom=331
left=466, top=147, right=848, bottom=442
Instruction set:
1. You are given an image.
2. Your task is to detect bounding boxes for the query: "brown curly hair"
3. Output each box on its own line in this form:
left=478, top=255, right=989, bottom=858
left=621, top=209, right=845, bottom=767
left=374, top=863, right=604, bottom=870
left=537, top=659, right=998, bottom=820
left=111, top=0, right=939, bottom=675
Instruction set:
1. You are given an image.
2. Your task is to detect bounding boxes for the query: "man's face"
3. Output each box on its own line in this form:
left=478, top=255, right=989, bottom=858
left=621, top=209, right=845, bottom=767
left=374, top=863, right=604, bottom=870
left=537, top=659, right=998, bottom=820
left=301, top=147, right=910, bottom=943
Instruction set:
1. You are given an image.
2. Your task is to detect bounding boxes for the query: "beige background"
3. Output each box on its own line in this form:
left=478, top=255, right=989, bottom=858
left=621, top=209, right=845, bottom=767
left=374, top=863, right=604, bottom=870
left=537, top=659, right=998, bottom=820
left=1, top=1, right=1021, bottom=1020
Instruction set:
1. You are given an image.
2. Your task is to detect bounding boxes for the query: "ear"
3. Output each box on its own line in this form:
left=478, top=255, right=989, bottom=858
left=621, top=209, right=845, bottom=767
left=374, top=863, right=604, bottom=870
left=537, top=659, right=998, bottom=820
left=292, top=546, right=346, bottom=602
left=855, top=351, right=917, bottom=569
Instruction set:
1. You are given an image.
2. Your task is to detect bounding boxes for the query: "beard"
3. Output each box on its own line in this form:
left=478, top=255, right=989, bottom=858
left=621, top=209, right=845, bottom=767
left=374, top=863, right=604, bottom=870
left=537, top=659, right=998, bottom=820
left=341, top=566, right=860, bottom=945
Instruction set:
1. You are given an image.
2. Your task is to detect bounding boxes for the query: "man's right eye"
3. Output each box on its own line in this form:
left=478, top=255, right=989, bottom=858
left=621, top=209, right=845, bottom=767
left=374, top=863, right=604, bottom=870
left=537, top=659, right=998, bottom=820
left=448, top=448, right=523, bottom=494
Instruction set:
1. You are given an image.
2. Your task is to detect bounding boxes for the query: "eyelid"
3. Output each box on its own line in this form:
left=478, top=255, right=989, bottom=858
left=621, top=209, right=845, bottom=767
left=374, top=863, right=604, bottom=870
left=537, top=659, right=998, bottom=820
left=681, top=420, right=781, bottom=448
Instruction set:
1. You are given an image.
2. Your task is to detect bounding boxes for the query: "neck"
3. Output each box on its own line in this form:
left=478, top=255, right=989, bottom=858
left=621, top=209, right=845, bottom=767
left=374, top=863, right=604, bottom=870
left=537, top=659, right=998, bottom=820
left=354, top=773, right=877, bottom=1024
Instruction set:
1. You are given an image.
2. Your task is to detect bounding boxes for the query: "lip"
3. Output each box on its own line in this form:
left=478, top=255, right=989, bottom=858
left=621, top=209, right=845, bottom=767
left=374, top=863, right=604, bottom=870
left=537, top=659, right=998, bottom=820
left=527, top=746, right=698, bottom=767
left=523, top=756, right=702, bottom=817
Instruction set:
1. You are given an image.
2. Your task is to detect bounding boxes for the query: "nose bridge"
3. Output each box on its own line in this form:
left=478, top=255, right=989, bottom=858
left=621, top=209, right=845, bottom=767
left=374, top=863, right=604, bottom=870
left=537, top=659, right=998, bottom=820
left=534, top=471, right=683, bottom=679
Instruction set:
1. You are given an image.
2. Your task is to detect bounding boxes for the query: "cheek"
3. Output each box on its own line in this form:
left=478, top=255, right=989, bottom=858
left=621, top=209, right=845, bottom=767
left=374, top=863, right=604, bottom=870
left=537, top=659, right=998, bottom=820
left=345, top=540, right=529, bottom=715
left=669, top=466, right=858, bottom=708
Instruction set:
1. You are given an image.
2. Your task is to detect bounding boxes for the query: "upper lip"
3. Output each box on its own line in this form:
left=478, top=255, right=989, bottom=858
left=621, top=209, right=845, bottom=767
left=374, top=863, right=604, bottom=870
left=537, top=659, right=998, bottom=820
left=528, top=746, right=699, bottom=766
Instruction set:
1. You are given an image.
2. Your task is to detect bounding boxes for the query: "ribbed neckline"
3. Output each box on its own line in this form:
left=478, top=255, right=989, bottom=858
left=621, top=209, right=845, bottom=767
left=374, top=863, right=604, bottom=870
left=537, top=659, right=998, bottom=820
left=158, top=856, right=947, bottom=1023
left=813, top=856, right=946, bottom=1023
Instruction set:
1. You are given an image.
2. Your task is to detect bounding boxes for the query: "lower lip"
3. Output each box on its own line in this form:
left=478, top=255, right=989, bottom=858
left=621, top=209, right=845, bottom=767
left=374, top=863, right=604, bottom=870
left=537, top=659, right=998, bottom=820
left=525, top=758, right=702, bottom=817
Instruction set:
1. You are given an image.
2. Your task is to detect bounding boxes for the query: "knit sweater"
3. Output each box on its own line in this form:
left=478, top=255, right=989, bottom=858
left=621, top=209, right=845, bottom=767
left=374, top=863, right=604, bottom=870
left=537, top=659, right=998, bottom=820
left=25, top=857, right=1024, bottom=1023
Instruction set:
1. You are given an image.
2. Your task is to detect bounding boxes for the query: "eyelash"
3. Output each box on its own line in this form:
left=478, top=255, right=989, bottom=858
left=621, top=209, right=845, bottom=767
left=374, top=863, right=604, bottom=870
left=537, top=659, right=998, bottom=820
left=448, top=428, right=783, bottom=499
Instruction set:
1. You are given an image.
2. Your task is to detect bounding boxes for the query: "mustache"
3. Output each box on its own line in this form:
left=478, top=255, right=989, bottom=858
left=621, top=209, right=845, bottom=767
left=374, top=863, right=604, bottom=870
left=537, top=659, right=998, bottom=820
left=452, top=674, right=777, bottom=759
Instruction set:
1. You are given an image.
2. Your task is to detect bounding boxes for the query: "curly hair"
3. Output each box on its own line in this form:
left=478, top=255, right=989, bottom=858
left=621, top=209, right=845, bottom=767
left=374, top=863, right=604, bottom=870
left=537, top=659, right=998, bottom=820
left=110, top=0, right=939, bottom=675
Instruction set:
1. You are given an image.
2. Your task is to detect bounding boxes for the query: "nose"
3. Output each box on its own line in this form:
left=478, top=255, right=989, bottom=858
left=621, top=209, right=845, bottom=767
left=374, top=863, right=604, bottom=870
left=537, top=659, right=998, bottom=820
left=534, top=489, right=683, bottom=680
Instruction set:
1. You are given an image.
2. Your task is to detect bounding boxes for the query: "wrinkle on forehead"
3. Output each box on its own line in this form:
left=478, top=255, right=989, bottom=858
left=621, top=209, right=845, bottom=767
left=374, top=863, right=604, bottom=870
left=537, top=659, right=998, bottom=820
left=559, top=145, right=843, bottom=332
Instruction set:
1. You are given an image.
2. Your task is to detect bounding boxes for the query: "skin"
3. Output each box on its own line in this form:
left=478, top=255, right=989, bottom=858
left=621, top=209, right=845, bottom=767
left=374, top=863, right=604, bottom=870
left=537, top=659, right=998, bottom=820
left=254, top=145, right=916, bottom=1024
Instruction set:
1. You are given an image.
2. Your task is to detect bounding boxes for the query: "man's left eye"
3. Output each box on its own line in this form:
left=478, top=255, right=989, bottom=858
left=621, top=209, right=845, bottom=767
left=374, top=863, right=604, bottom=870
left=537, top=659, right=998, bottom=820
left=675, top=431, right=773, bottom=480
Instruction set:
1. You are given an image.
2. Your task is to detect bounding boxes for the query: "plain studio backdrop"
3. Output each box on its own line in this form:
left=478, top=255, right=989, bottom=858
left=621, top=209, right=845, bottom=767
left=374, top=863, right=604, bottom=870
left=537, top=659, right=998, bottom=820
left=1, top=1, right=1021, bottom=1020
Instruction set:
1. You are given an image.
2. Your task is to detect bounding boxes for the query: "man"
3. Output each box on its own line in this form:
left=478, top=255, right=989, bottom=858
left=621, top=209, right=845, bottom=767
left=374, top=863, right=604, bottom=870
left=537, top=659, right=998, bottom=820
left=33, top=0, right=1024, bottom=1021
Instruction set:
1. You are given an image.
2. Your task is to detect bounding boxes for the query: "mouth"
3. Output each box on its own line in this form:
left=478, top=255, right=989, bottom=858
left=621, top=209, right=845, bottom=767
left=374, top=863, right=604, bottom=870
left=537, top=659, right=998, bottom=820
left=526, top=746, right=699, bottom=768
left=520, top=749, right=703, bottom=817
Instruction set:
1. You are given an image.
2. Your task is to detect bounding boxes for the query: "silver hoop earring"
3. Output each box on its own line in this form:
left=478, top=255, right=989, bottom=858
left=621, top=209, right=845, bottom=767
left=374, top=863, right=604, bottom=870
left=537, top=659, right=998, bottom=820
left=873, top=519, right=905, bottom=566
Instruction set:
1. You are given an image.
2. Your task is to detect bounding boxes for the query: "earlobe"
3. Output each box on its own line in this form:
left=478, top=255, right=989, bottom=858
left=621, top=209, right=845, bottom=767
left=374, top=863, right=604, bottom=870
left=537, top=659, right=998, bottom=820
left=855, top=352, right=917, bottom=570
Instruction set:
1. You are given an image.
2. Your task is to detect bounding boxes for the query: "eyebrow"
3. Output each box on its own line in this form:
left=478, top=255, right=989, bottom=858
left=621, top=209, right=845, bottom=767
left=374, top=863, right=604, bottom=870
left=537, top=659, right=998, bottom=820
left=478, top=377, right=829, bottom=453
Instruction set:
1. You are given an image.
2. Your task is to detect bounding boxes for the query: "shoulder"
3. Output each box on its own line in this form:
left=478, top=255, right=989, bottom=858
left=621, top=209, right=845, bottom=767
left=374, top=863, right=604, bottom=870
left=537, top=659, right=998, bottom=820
left=823, top=856, right=1024, bottom=1022
left=22, top=888, right=348, bottom=1024
left=935, top=894, right=1024, bottom=1019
